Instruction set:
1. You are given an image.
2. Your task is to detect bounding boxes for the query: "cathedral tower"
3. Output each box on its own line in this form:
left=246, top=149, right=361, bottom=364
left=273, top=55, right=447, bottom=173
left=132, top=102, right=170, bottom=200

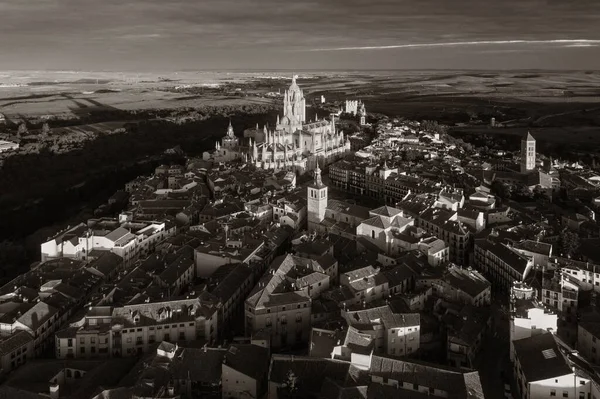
left=358, top=101, right=367, bottom=126
left=278, top=75, right=305, bottom=134
left=307, top=163, right=327, bottom=231
left=520, top=132, right=536, bottom=173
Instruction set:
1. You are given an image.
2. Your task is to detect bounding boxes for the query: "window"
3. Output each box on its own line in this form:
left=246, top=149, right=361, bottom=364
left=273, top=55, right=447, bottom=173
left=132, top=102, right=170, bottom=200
left=80, top=347, right=85, bottom=354
left=127, top=337, right=132, bottom=343
left=91, top=337, right=96, bottom=344
left=266, top=317, right=272, bottom=327
left=372, top=230, right=375, bottom=239
left=563, top=392, right=569, bottom=398
left=179, top=332, right=185, bottom=340
left=91, top=347, right=96, bottom=354
left=550, top=390, right=556, bottom=397
left=594, top=337, right=597, bottom=343
left=80, top=337, right=85, bottom=344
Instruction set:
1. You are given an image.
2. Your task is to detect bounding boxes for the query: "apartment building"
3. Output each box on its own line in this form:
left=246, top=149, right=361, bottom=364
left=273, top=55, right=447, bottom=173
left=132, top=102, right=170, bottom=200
left=245, top=254, right=333, bottom=349
left=419, top=208, right=471, bottom=265
left=55, top=296, right=220, bottom=359
left=340, top=266, right=389, bottom=306
left=342, top=304, right=420, bottom=357
left=474, top=238, right=534, bottom=294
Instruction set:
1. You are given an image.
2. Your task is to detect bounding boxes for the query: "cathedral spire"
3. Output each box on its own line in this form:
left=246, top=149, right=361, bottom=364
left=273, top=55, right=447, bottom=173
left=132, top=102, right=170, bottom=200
left=227, top=119, right=234, bottom=138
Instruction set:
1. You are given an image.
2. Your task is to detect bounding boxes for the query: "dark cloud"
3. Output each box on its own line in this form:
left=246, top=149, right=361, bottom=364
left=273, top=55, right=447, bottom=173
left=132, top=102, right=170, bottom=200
left=0, top=0, right=599, bottom=70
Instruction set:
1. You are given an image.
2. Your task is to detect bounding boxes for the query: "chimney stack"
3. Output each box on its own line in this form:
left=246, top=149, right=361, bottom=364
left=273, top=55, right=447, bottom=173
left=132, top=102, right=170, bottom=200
left=49, top=384, right=60, bottom=399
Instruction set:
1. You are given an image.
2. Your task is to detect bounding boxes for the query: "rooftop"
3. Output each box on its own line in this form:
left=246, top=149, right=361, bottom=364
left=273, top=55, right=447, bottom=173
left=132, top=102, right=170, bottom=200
left=513, top=333, right=572, bottom=383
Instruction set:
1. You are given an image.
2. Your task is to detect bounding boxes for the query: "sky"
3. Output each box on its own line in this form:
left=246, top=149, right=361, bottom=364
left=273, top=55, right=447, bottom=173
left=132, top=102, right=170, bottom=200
left=1, top=0, right=600, bottom=71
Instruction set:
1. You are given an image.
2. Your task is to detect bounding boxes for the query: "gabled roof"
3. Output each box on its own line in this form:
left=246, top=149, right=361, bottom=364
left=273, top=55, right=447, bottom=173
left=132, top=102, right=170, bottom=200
left=16, top=301, right=59, bottom=331
left=223, top=344, right=270, bottom=380
left=370, top=206, right=403, bottom=218
left=369, top=355, right=484, bottom=398
left=0, top=331, right=33, bottom=356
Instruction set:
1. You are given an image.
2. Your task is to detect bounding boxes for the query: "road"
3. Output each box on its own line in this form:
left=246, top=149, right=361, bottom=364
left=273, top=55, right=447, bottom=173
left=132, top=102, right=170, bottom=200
left=476, top=303, right=513, bottom=399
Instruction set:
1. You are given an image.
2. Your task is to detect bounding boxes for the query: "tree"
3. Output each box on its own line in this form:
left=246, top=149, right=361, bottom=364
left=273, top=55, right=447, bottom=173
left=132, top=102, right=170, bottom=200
left=491, top=180, right=511, bottom=199
left=513, top=183, right=534, bottom=201
left=533, top=186, right=550, bottom=202
left=282, top=370, right=298, bottom=397
left=404, top=149, right=422, bottom=162
left=0, top=241, right=27, bottom=277
left=17, top=123, right=28, bottom=137
left=559, top=230, right=580, bottom=258
left=41, top=122, right=51, bottom=137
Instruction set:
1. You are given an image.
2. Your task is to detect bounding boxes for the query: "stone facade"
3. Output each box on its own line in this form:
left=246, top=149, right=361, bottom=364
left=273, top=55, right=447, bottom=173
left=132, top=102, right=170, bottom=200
left=248, top=75, right=350, bottom=173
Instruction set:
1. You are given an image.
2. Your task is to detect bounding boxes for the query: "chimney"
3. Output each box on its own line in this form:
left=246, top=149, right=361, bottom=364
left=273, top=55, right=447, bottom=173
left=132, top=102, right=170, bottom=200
left=49, top=383, right=59, bottom=399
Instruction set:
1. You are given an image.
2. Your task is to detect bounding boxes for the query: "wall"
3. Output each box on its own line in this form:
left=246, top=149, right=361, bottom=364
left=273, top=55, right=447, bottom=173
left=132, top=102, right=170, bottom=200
left=222, top=364, right=256, bottom=399
left=528, top=374, right=590, bottom=399
left=386, top=325, right=420, bottom=357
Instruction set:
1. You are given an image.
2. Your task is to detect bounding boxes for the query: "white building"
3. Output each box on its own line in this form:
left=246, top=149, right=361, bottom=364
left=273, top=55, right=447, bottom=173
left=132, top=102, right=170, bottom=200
left=345, top=100, right=359, bottom=115
left=356, top=206, right=415, bottom=255
left=510, top=282, right=557, bottom=362
left=40, top=218, right=172, bottom=263
left=513, top=333, right=591, bottom=399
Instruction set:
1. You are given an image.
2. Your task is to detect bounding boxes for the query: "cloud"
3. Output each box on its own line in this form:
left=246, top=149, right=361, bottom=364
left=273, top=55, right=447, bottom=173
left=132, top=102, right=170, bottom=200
left=117, top=33, right=165, bottom=40
left=0, top=0, right=599, bottom=69
left=304, top=39, right=600, bottom=52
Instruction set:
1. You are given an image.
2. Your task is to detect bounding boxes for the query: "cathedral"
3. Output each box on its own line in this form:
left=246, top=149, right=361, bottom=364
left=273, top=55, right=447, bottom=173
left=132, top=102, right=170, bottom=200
left=202, top=120, right=243, bottom=163
left=246, top=75, right=350, bottom=173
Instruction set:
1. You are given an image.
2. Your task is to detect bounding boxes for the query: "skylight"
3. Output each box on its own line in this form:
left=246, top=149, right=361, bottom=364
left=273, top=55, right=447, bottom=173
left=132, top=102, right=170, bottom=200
left=542, top=349, right=557, bottom=359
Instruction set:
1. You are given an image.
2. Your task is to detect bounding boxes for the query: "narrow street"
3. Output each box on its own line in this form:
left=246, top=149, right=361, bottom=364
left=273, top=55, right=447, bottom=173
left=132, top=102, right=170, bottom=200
left=477, top=304, right=513, bottom=399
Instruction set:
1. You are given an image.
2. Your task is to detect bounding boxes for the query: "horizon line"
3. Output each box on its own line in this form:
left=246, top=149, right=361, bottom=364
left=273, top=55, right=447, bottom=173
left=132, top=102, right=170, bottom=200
left=0, top=67, right=598, bottom=74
